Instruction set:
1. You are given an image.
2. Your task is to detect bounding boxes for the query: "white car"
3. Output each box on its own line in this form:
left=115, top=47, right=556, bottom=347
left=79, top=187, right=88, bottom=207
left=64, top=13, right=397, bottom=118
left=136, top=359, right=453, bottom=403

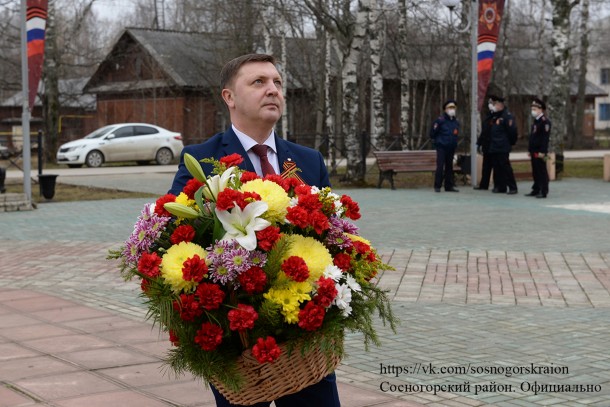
left=56, top=123, right=184, bottom=168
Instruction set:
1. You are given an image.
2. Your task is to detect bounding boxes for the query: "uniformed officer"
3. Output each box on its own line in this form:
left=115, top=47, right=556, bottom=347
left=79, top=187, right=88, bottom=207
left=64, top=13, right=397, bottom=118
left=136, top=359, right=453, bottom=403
left=487, top=95, right=518, bottom=194
left=474, top=101, right=495, bottom=190
left=525, top=98, right=551, bottom=198
left=430, top=99, right=460, bottom=192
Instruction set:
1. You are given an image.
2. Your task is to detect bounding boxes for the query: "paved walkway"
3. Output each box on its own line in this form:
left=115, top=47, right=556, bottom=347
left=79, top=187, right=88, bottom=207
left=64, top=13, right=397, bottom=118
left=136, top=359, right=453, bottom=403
left=1, top=171, right=610, bottom=406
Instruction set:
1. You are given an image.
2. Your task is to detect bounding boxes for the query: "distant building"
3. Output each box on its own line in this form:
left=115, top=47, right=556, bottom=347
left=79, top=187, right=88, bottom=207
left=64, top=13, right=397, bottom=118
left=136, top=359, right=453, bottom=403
left=587, top=16, right=610, bottom=132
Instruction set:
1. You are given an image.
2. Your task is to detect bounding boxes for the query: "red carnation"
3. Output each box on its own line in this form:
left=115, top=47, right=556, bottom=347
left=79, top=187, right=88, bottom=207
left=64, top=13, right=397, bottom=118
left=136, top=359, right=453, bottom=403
left=333, top=253, right=352, bottom=271
left=155, top=194, right=176, bottom=217
left=256, top=226, right=281, bottom=251
left=196, top=282, right=225, bottom=310
left=367, top=251, right=377, bottom=263
left=294, top=184, right=311, bottom=196
left=194, top=322, right=224, bottom=351
left=171, top=224, right=196, bottom=244
left=252, top=336, right=282, bottom=363
left=314, top=277, right=338, bottom=308
left=286, top=206, right=309, bottom=229
left=281, top=256, right=310, bottom=282
left=240, top=171, right=259, bottom=183
left=228, top=304, right=259, bottom=332
left=183, top=178, right=204, bottom=199
left=352, top=241, right=371, bottom=255
left=141, top=279, right=151, bottom=293
left=216, top=189, right=243, bottom=211
left=173, top=293, right=203, bottom=321
left=220, top=153, right=244, bottom=168
left=241, top=191, right=262, bottom=206
left=263, top=174, right=285, bottom=186
left=340, top=195, right=361, bottom=220
left=298, top=302, right=326, bottom=331
left=298, top=193, right=323, bottom=212
left=168, top=330, right=180, bottom=346
left=137, top=252, right=162, bottom=277
left=310, top=211, right=330, bottom=234
left=182, top=254, right=208, bottom=283
left=238, top=266, right=268, bottom=294
left=283, top=177, right=303, bottom=192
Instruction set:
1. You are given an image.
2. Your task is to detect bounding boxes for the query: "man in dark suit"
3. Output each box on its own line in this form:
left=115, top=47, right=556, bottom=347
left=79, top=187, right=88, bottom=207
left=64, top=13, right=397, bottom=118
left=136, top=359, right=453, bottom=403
left=168, top=54, right=339, bottom=407
left=169, top=54, right=329, bottom=195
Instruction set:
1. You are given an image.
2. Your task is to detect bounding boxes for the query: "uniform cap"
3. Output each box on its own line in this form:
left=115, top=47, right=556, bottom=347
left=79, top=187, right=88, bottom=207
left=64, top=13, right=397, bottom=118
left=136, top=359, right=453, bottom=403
left=488, top=95, right=505, bottom=103
left=443, top=99, right=457, bottom=109
left=531, top=98, right=546, bottom=110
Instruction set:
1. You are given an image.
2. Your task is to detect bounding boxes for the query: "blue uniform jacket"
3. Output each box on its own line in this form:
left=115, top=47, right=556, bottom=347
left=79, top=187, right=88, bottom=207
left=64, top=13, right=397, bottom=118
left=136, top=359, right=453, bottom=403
left=528, top=115, right=551, bottom=155
left=430, top=113, right=459, bottom=149
left=168, top=127, right=330, bottom=195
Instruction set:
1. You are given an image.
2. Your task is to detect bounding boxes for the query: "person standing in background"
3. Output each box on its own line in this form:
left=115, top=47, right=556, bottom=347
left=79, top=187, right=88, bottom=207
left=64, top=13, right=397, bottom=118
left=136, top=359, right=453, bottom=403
left=429, top=99, right=460, bottom=193
left=525, top=98, right=551, bottom=198
left=487, top=95, right=518, bottom=195
left=474, top=101, right=495, bottom=190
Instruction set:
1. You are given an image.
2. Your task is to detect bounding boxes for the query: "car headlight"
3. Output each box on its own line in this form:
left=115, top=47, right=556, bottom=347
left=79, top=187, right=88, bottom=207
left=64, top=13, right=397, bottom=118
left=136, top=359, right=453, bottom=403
left=61, top=145, right=84, bottom=153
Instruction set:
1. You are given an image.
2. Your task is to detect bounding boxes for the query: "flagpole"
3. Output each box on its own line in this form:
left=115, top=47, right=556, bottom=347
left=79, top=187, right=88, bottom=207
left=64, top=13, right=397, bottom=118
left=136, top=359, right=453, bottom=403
left=470, top=0, right=478, bottom=186
left=20, top=0, right=33, bottom=208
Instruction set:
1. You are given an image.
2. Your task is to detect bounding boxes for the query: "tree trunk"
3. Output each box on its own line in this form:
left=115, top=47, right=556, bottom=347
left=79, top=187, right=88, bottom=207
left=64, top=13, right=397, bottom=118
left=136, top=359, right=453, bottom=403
left=280, top=16, right=288, bottom=139
left=536, top=0, right=547, bottom=98
left=325, top=34, right=337, bottom=174
left=369, top=1, right=384, bottom=151
left=572, top=0, right=589, bottom=149
left=342, top=0, right=369, bottom=183
left=398, top=0, right=410, bottom=150
left=548, top=0, right=579, bottom=155
left=416, top=80, right=430, bottom=149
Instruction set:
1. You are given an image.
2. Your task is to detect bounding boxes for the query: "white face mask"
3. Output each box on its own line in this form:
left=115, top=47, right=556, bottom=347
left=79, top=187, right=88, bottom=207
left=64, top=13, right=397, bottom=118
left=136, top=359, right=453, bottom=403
left=531, top=109, right=539, bottom=118
left=488, top=103, right=495, bottom=112
left=446, top=109, right=456, bottom=117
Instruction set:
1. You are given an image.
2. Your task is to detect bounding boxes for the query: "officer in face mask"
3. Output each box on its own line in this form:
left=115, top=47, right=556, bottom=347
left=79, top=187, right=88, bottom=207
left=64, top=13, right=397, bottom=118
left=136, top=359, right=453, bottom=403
left=429, top=99, right=460, bottom=192
left=487, top=95, right=519, bottom=194
left=525, top=98, right=551, bottom=198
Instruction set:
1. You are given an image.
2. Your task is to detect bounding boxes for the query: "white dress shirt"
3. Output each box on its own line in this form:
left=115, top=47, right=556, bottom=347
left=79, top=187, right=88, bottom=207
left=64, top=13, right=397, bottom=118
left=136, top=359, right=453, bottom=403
left=232, top=125, right=280, bottom=176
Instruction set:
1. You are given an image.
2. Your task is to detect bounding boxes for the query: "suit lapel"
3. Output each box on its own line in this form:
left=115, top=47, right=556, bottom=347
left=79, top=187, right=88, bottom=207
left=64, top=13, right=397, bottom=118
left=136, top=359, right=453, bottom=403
left=221, top=128, right=256, bottom=172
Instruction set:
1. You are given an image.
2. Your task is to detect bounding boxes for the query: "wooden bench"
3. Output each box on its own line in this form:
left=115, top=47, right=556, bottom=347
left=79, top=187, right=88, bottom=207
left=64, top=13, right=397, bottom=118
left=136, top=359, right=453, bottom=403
left=372, top=150, right=463, bottom=189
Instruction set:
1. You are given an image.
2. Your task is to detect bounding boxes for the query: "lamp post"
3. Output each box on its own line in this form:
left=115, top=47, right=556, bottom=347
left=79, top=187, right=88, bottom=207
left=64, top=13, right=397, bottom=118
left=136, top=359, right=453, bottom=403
left=441, top=0, right=478, bottom=187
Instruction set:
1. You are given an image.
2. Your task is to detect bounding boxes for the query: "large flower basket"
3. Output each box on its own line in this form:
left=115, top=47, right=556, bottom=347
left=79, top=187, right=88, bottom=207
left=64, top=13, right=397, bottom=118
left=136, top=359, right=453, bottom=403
left=109, top=153, right=397, bottom=402
left=210, top=340, right=341, bottom=405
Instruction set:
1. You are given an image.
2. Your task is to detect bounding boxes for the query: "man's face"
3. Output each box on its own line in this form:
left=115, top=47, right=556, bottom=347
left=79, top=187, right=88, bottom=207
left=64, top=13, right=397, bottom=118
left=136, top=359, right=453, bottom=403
left=223, top=61, right=284, bottom=127
left=493, top=101, right=504, bottom=111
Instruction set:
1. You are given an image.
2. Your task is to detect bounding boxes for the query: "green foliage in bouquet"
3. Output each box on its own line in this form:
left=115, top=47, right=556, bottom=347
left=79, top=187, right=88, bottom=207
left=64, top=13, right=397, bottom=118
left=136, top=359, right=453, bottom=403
left=109, top=153, right=398, bottom=392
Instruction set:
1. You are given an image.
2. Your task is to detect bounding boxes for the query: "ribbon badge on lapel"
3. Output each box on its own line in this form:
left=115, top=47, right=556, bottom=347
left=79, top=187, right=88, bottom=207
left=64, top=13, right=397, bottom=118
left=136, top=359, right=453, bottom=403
left=280, top=158, right=306, bottom=184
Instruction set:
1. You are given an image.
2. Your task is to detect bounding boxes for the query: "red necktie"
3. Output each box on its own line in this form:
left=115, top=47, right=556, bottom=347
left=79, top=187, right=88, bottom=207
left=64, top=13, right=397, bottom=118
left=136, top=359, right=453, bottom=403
left=251, top=144, right=276, bottom=176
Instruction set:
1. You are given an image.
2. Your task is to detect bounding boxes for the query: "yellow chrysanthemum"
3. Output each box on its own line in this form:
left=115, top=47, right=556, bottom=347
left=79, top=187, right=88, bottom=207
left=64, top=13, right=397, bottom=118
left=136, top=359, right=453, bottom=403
left=346, top=233, right=372, bottom=246
left=264, top=287, right=301, bottom=323
left=289, top=281, right=314, bottom=301
left=283, top=234, right=332, bottom=281
left=161, top=242, right=206, bottom=293
left=176, top=192, right=196, bottom=208
left=240, top=179, right=290, bottom=224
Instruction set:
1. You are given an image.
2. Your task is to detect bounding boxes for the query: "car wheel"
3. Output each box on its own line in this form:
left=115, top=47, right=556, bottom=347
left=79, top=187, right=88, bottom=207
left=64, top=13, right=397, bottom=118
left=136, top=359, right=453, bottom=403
left=85, top=150, right=104, bottom=167
left=67, top=164, right=83, bottom=168
left=156, top=148, right=173, bottom=165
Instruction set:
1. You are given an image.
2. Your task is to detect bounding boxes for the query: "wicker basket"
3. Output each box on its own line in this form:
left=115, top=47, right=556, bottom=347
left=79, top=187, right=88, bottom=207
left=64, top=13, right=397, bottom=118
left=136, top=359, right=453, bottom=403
left=210, top=342, right=341, bottom=405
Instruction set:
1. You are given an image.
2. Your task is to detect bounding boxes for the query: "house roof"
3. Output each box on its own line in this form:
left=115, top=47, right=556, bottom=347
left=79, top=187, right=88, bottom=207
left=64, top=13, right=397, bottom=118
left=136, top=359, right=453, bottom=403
left=1, top=78, right=96, bottom=109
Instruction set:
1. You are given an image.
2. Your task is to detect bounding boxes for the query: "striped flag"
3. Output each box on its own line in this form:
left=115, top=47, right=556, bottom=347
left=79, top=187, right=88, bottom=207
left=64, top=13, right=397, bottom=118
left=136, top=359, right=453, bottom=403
left=26, top=0, right=48, bottom=109
left=477, top=0, right=505, bottom=111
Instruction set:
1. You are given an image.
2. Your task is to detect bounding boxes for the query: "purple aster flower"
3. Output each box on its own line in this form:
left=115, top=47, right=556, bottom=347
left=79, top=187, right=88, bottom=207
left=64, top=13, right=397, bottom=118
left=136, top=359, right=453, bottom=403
left=122, top=203, right=170, bottom=266
left=325, top=217, right=358, bottom=249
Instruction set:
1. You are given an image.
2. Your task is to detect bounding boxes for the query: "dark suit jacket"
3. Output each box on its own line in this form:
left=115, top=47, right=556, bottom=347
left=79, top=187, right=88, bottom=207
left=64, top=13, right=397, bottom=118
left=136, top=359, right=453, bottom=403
left=168, top=127, right=330, bottom=195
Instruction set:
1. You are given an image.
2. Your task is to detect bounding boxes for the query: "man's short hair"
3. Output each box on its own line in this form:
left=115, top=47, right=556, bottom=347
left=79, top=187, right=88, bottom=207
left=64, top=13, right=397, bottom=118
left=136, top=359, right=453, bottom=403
left=220, top=54, right=277, bottom=90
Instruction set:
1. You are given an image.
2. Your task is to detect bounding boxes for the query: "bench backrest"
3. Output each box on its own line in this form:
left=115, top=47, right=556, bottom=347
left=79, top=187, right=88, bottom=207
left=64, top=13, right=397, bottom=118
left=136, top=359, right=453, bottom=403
left=373, top=150, right=437, bottom=172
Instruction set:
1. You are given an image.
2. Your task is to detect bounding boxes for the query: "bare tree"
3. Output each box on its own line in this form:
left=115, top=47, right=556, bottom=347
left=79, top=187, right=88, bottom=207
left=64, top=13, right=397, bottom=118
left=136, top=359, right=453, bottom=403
left=369, top=0, right=384, bottom=150
left=548, top=0, right=580, bottom=155
left=571, top=0, right=589, bottom=149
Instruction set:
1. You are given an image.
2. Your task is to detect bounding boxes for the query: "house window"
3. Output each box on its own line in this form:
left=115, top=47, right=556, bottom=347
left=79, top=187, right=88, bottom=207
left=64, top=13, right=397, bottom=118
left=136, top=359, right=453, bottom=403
left=600, top=104, right=610, bottom=121
left=602, top=68, right=610, bottom=85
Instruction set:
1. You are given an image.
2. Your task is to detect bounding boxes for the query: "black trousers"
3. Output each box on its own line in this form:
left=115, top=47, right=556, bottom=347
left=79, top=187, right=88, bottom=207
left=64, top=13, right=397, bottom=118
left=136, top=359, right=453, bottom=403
left=0, top=167, right=5, bottom=192
left=210, top=372, right=340, bottom=407
left=478, top=152, right=493, bottom=189
left=530, top=156, right=549, bottom=195
left=490, top=152, right=517, bottom=192
left=435, top=147, right=455, bottom=190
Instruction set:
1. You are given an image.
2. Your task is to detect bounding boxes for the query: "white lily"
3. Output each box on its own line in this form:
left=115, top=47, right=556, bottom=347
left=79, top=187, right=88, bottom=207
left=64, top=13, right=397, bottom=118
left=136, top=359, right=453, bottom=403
left=215, top=200, right=271, bottom=250
left=203, top=166, right=236, bottom=201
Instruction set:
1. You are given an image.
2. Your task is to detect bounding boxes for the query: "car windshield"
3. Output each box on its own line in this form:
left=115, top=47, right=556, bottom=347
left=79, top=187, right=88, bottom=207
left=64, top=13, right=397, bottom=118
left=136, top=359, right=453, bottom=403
left=84, top=125, right=118, bottom=139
